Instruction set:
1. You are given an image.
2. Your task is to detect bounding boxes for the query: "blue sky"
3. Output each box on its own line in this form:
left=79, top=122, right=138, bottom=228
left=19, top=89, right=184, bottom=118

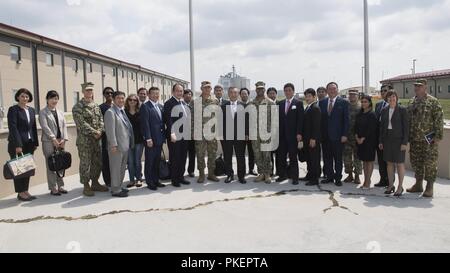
left=1, top=0, right=450, bottom=91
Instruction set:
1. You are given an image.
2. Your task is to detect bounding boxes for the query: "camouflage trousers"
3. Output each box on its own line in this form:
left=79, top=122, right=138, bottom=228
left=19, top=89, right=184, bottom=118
left=196, top=140, right=217, bottom=174
left=252, top=139, right=272, bottom=175
left=343, top=140, right=362, bottom=175
left=410, top=140, right=439, bottom=182
left=77, top=141, right=102, bottom=184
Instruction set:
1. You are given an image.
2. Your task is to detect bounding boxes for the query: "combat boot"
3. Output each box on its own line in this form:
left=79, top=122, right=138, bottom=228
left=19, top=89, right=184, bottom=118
left=207, top=174, right=220, bottom=182
left=354, top=174, right=361, bottom=185
left=407, top=179, right=424, bottom=193
left=83, top=183, right=95, bottom=197
left=198, top=170, right=205, bottom=183
left=91, top=181, right=109, bottom=192
left=343, top=173, right=354, bottom=183
left=264, top=174, right=272, bottom=184
left=422, top=181, right=434, bottom=198
left=254, top=174, right=265, bottom=182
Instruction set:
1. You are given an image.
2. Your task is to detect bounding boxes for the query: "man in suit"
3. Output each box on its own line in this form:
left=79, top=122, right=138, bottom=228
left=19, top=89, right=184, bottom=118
left=221, top=87, right=247, bottom=184
left=267, top=87, right=279, bottom=177
left=163, top=84, right=190, bottom=187
left=374, top=84, right=392, bottom=188
left=302, top=88, right=322, bottom=186
left=104, top=91, right=134, bottom=198
left=240, top=88, right=257, bottom=176
left=214, top=84, right=228, bottom=159
left=141, top=87, right=166, bottom=191
left=319, top=82, right=349, bottom=187
left=138, top=87, right=149, bottom=107
left=276, top=83, right=304, bottom=185
left=183, top=89, right=196, bottom=178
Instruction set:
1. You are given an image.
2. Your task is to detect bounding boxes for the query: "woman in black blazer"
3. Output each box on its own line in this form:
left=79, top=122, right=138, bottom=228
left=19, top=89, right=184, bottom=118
left=7, top=88, right=39, bottom=202
left=379, top=91, right=409, bottom=197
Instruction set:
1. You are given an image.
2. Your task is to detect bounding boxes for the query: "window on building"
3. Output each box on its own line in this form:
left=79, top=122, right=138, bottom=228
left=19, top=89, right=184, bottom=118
left=448, top=85, right=450, bottom=93
left=405, top=87, right=409, bottom=94
left=131, top=73, right=134, bottom=80
left=73, top=92, right=80, bottom=105
left=112, top=68, right=116, bottom=77
left=88, top=62, right=93, bottom=73
left=12, top=89, right=18, bottom=104
left=10, top=45, right=21, bottom=62
left=438, top=86, right=442, bottom=93
left=430, top=86, right=434, bottom=93
left=72, top=59, right=79, bottom=72
left=122, top=70, right=125, bottom=78
left=46, top=53, right=54, bottom=66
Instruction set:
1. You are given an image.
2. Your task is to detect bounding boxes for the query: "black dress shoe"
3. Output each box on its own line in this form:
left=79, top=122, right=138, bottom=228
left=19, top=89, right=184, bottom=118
left=239, top=179, right=247, bottom=184
left=276, top=176, right=287, bottom=183
left=224, top=176, right=234, bottom=184
left=180, top=180, right=191, bottom=185
left=121, top=188, right=130, bottom=193
left=188, top=173, right=195, bottom=178
left=172, top=182, right=181, bottom=188
left=50, top=191, right=61, bottom=196
left=156, top=182, right=166, bottom=188
left=321, top=178, right=333, bottom=184
left=147, top=184, right=158, bottom=191
left=335, top=181, right=343, bottom=187
left=17, top=195, right=33, bottom=202
left=112, top=191, right=128, bottom=198
left=299, top=176, right=310, bottom=181
left=306, top=180, right=319, bottom=186
left=374, top=181, right=389, bottom=188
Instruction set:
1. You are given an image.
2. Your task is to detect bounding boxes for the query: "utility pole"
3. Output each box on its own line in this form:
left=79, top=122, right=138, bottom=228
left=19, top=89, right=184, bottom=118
left=189, top=0, right=196, bottom=94
left=363, top=0, right=370, bottom=94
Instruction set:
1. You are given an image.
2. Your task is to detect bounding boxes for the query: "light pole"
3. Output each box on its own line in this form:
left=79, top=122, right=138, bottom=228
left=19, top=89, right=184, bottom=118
left=189, top=0, right=196, bottom=94
left=363, top=0, right=370, bottom=94
left=361, top=66, right=364, bottom=90
left=412, top=59, right=417, bottom=74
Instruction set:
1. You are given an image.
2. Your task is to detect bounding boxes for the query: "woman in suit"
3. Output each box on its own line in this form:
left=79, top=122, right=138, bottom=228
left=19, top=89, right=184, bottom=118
left=39, top=90, right=69, bottom=196
left=379, top=91, right=409, bottom=197
left=355, top=95, right=378, bottom=189
left=7, top=88, right=39, bottom=202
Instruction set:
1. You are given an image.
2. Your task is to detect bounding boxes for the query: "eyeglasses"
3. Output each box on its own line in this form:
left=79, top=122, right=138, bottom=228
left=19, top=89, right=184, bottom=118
left=105, top=92, right=113, bottom=96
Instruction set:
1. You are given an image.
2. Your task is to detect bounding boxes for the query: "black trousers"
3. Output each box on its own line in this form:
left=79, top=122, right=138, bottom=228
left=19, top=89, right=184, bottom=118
left=276, top=139, right=299, bottom=181
left=8, top=141, right=36, bottom=193
left=322, top=140, right=344, bottom=182
left=101, top=139, right=111, bottom=186
left=306, top=141, right=321, bottom=181
left=187, top=140, right=196, bottom=174
left=245, top=140, right=255, bottom=172
left=168, top=139, right=188, bottom=183
left=222, top=140, right=246, bottom=179
left=376, top=147, right=389, bottom=183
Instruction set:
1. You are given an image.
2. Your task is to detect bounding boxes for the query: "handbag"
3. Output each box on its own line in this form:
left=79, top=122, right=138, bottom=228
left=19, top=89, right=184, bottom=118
left=214, top=155, right=226, bottom=176
left=298, top=147, right=308, bottom=163
left=3, top=153, right=36, bottom=180
left=47, top=148, right=72, bottom=178
left=159, top=149, right=171, bottom=180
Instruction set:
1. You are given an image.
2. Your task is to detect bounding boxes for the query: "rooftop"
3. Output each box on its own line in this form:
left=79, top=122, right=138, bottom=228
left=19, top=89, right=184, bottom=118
left=381, top=69, right=450, bottom=83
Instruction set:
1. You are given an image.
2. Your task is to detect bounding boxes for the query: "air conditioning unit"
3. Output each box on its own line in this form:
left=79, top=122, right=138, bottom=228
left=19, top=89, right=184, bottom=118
left=16, top=60, right=22, bottom=64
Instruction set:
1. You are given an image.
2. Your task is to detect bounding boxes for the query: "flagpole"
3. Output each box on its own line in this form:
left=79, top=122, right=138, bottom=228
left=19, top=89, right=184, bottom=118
left=189, top=0, right=196, bottom=94
left=364, top=0, right=370, bottom=94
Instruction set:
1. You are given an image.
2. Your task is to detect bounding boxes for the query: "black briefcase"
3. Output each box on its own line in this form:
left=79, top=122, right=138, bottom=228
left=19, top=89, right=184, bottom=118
left=159, top=149, right=171, bottom=180
left=48, top=149, right=72, bottom=178
left=214, top=156, right=226, bottom=176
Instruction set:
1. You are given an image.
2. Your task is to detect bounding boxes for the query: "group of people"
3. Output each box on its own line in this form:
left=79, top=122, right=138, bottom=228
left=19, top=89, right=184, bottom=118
left=5, top=77, right=444, bottom=201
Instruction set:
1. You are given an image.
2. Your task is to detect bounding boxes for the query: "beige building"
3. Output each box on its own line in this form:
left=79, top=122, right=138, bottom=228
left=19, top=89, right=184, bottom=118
left=0, top=23, right=188, bottom=113
left=381, top=69, right=450, bottom=99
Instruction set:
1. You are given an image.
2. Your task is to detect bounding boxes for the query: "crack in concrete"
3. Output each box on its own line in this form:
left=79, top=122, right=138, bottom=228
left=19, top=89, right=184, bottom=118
left=0, top=188, right=323, bottom=224
left=317, top=185, right=359, bottom=215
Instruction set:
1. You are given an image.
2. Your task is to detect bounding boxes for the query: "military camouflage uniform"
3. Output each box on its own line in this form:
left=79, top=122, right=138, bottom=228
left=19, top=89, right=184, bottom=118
left=250, top=97, right=275, bottom=177
left=191, top=94, right=219, bottom=175
left=72, top=97, right=104, bottom=185
left=408, top=94, right=444, bottom=183
left=343, top=101, right=362, bottom=175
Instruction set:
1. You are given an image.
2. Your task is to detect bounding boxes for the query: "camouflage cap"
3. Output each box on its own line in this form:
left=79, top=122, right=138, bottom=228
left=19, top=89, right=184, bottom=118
left=255, top=81, right=266, bottom=89
left=81, top=82, right=94, bottom=91
left=413, top=79, right=427, bottom=86
left=201, top=81, right=212, bottom=88
left=348, top=89, right=359, bottom=95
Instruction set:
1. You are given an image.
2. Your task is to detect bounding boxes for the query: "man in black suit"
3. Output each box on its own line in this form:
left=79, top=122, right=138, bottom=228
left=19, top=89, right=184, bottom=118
left=221, top=87, right=247, bottom=184
left=240, top=88, right=257, bottom=176
left=301, top=88, right=322, bottom=186
left=163, top=84, right=190, bottom=188
left=183, top=89, right=196, bottom=178
left=374, top=84, right=392, bottom=188
left=276, top=83, right=304, bottom=185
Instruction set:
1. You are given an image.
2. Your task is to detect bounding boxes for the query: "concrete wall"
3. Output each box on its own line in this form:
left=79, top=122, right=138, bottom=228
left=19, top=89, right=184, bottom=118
left=392, top=78, right=450, bottom=99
